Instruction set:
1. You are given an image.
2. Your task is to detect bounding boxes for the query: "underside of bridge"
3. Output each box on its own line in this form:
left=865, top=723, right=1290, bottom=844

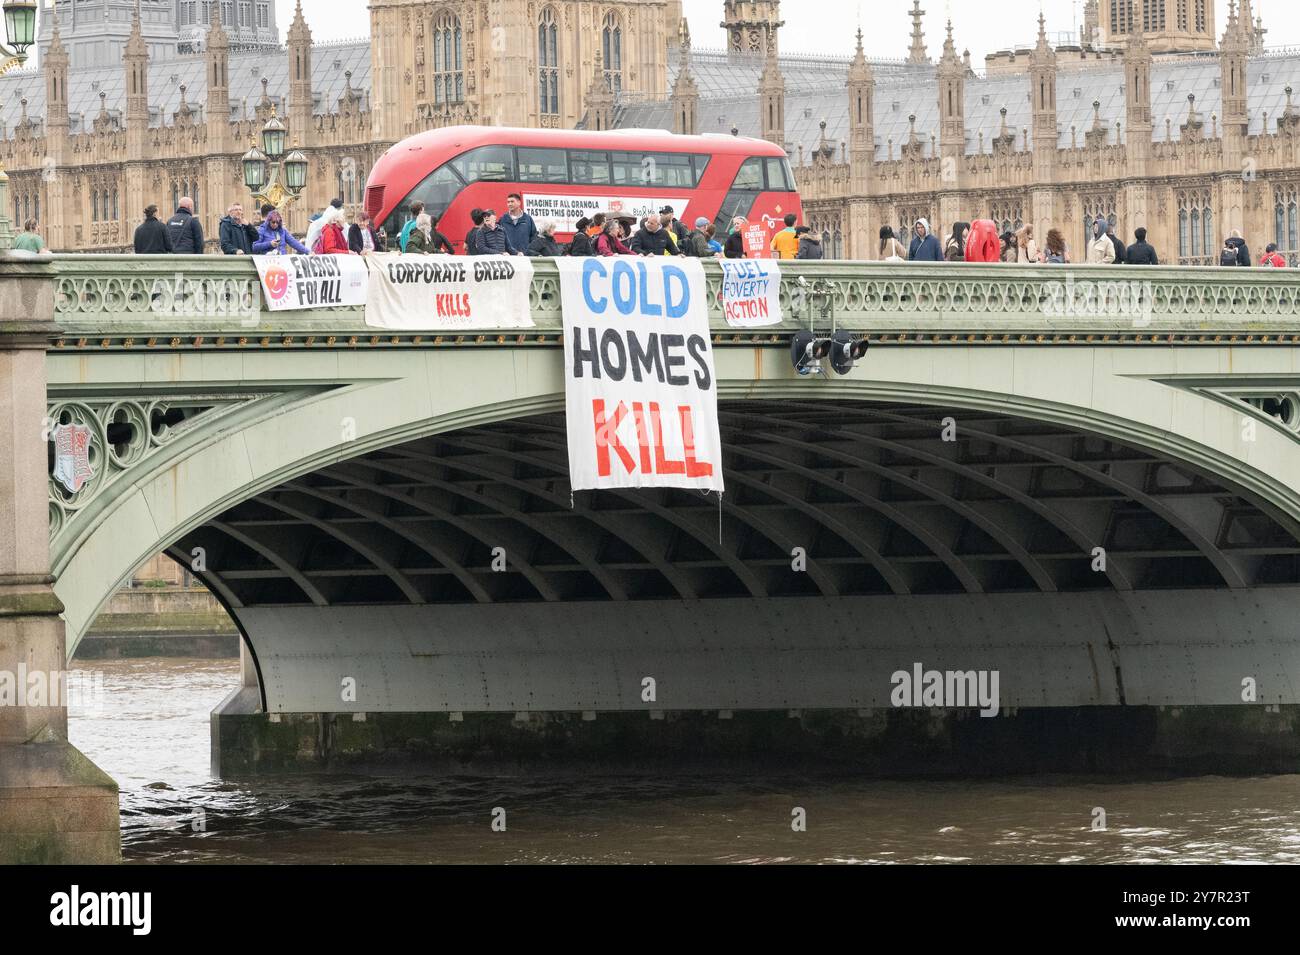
left=170, top=398, right=1300, bottom=745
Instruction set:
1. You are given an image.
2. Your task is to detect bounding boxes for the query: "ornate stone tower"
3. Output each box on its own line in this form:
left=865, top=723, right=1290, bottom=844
left=1219, top=0, right=1252, bottom=236
left=43, top=14, right=71, bottom=250
left=670, top=19, right=699, bottom=136
left=585, top=48, right=615, bottom=132
left=758, top=39, right=786, bottom=148
left=906, top=0, right=929, bottom=65
left=937, top=21, right=964, bottom=166
left=1100, top=0, right=1216, bottom=53
left=847, top=27, right=874, bottom=189
left=287, top=0, right=313, bottom=147
left=722, top=0, right=783, bottom=56
left=1028, top=11, right=1058, bottom=239
left=1123, top=14, right=1153, bottom=231
left=206, top=3, right=232, bottom=155
left=123, top=1, right=149, bottom=160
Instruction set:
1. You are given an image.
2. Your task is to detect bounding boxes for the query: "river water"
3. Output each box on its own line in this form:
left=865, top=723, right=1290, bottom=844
left=67, top=658, right=1300, bottom=864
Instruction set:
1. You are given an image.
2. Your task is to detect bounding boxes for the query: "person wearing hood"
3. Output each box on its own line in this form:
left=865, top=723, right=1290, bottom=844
left=908, top=218, right=942, bottom=261
left=219, top=203, right=258, bottom=255
left=1222, top=230, right=1251, bottom=266
left=252, top=208, right=310, bottom=255
left=1087, top=216, right=1116, bottom=263
left=944, top=221, right=970, bottom=261
left=964, top=219, right=1001, bottom=263
left=795, top=226, right=823, bottom=259
left=305, top=198, right=344, bottom=252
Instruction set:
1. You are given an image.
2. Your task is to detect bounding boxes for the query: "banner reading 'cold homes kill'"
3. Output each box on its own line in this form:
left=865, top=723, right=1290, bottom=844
left=557, top=257, right=724, bottom=494
left=364, top=253, right=535, bottom=330
left=254, top=254, right=369, bottom=312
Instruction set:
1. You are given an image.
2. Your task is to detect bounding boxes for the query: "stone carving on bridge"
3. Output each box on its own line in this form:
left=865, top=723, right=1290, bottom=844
left=46, top=395, right=271, bottom=547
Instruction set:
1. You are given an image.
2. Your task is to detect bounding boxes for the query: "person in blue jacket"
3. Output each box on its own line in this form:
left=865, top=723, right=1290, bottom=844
left=908, top=218, right=943, bottom=261
left=252, top=208, right=310, bottom=255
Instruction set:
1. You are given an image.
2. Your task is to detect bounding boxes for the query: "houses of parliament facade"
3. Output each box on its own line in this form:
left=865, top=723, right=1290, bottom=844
left=3, top=0, right=1300, bottom=266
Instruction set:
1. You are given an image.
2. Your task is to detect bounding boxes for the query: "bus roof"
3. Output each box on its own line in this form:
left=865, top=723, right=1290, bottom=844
left=378, top=125, right=792, bottom=162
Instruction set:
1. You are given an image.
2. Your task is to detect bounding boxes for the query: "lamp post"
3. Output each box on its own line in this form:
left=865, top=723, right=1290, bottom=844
left=0, top=0, right=37, bottom=250
left=241, top=105, right=309, bottom=212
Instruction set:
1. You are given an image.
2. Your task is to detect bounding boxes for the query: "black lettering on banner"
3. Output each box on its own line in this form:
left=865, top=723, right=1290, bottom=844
left=600, top=328, right=628, bottom=382
left=687, top=335, right=712, bottom=390
left=573, top=327, right=601, bottom=379
left=660, top=334, right=688, bottom=387
left=628, top=331, right=664, bottom=384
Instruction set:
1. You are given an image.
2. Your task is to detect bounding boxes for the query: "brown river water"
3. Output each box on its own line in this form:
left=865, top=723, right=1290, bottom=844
left=67, top=658, right=1300, bottom=864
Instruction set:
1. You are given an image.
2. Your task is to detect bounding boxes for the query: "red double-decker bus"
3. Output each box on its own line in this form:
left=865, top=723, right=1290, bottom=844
left=364, top=126, right=801, bottom=255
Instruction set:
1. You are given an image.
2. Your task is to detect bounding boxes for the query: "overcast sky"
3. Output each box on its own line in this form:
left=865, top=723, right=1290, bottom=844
left=275, top=1, right=1296, bottom=62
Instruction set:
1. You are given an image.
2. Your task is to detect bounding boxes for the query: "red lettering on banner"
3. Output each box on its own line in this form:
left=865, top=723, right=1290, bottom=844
left=592, top=399, right=716, bottom=480
left=650, top=403, right=686, bottom=475
left=680, top=406, right=714, bottom=478
left=632, top=403, right=653, bottom=475
left=593, top=399, right=636, bottom=477
left=436, top=293, right=473, bottom=318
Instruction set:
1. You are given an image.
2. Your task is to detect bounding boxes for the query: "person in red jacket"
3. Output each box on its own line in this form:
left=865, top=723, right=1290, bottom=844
left=964, top=219, right=1003, bottom=263
left=1261, top=243, right=1288, bottom=268
left=314, top=207, right=355, bottom=255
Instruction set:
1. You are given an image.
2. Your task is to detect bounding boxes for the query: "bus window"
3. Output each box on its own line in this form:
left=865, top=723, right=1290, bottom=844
left=732, top=157, right=764, bottom=191
left=782, top=157, right=798, bottom=191
left=380, top=162, right=463, bottom=237
left=570, top=150, right=612, bottom=185
left=517, top=147, right=569, bottom=183
left=643, top=152, right=695, bottom=189
left=765, top=157, right=791, bottom=192
left=451, top=145, right=515, bottom=183
left=692, top=154, right=712, bottom=185
left=611, top=151, right=652, bottom=187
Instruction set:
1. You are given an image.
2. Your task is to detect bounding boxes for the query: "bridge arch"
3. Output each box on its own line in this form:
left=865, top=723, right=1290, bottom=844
left=47, top=339, right=1300, bottom=716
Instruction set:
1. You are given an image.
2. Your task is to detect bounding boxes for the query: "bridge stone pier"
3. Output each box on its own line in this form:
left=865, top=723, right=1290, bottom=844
left=10, top=253, right=1300, bottom=858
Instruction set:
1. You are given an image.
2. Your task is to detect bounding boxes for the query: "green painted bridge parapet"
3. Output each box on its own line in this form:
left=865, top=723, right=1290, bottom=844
left=39, top=253, right=1300, bottom=346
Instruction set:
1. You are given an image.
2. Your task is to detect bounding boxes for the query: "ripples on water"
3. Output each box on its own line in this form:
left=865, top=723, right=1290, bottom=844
left=68, top=658, right=1300, bottom=864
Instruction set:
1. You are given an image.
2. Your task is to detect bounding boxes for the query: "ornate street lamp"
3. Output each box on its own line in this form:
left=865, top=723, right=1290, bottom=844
left=0, top=0, right=36, bottom=77
left=283, top=145, right=308, bottom=193
left=241, top=141, right=268, bottom=193
left=0, top=0, right=37, bottom=249
left=242, top=107, right=308, bottom=212
left=260, top=110, right=286, bottom=160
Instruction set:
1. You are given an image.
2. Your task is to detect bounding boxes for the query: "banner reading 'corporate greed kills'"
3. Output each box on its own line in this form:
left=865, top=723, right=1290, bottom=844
left=364, top=253, right=535, bottom=330
left=557, top=257, right=724, bottom=494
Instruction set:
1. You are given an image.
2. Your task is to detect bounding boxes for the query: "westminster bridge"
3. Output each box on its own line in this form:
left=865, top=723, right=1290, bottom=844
left=4, top=255, right=1300, bottom=862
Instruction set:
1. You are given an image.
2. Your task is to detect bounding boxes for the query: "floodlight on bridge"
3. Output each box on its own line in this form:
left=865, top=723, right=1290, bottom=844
left=830, top=332, right=869, bottom=375
left=791, top=331, right=833, bottom=376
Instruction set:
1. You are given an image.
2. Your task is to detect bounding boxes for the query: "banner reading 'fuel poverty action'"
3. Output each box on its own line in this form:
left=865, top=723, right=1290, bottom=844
left=364, top=253, right=535, bottom=330
left=558, top=257, right=724, bottom=494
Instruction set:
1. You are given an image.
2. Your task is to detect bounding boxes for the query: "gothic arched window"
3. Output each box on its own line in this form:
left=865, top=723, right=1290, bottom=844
left=92, top=190, right=99, bottom=223
left=432, top=13, right=464, bottom=106
left=602, top=13, right=623, bottom=94
left=1179, top=208, right=1189, bottom=259
left=539, top=8, right=559, bottom=116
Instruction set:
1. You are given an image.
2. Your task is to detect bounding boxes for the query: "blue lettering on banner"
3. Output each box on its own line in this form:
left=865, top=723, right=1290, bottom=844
left=581, top=257, right=691, bottom=319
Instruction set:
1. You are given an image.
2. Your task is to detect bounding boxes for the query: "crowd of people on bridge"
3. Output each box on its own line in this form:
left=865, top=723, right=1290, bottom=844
left=77, top=195, right=1295, bottom=269
left=887, top=216, right=1291, bottom=268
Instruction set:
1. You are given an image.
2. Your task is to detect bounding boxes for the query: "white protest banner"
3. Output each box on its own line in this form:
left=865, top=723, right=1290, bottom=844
left=364, top=253, right=535, bottom=330
left=558, top=257, right=724, bottom=494
left=523, top=194, right=691, bottom=234
left=720, top=259, right=782, bottom=328
left=254, top=254, right=369, bottom=311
